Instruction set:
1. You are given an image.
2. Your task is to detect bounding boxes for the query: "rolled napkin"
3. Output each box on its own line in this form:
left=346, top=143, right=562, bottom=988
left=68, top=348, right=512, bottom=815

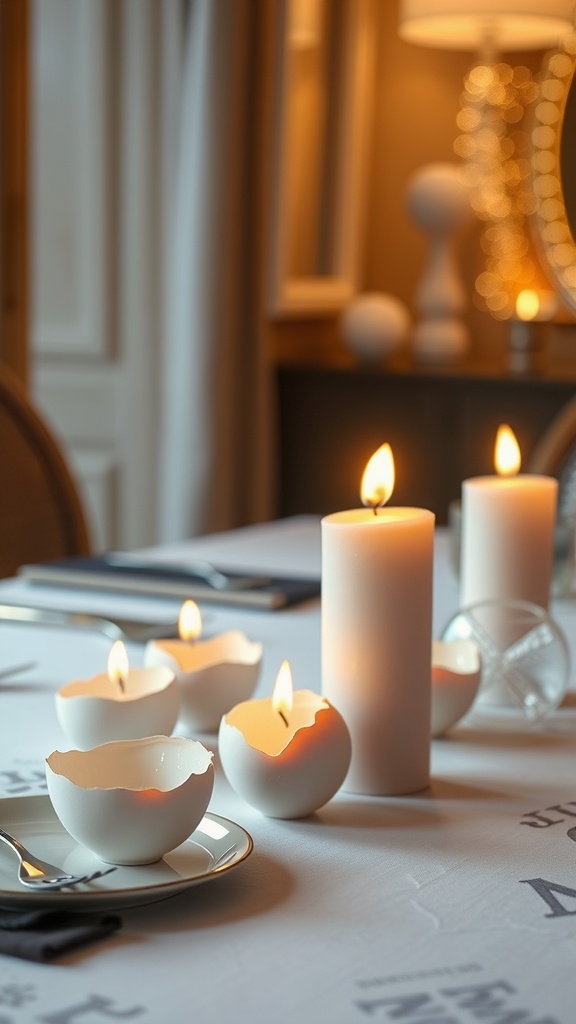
left=0, top=908, right=121, bottom=961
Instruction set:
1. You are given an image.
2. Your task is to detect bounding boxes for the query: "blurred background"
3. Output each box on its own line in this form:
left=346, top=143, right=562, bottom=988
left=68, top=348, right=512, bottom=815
left=2, top=0, right=576, bottom=553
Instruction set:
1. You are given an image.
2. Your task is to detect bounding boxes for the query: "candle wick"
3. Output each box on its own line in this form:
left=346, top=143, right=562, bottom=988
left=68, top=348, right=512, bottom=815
left=116, top=676, right=125, bottom=694
left=372, top=505, right=378, bottom=517
left=278, top=709, right=289, bottom=728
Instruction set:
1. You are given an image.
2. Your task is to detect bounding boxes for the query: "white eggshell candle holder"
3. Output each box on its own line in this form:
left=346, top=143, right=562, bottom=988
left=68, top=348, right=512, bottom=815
left=56, top=666, right=179, bottom=750
left=144, top=631, right=263, bottom=733
left=218, top=690, right=351, bottom=819
left=46, top=735, right=214, bottom=865
left=431, top=638, right=481, bottom=738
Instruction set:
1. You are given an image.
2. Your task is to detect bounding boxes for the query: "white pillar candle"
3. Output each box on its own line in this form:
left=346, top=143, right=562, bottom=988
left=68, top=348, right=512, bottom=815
left=461, top=425, right=558, bottom=610
left=321, top=444, right=435, bottom=796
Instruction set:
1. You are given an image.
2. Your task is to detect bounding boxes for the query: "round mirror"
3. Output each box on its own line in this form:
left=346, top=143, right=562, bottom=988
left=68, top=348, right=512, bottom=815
left=531, top=22, right=576, bottom=313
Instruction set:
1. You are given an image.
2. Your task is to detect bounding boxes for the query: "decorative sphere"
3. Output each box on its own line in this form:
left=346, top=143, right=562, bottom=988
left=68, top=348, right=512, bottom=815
left=406, top=163, right=471, bottom=234
left=341, top=293, right=410, bottom=363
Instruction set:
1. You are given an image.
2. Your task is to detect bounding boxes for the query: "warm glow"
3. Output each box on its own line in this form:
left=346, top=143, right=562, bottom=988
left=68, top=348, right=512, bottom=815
left=289, top=0, right=322, bottom=48
left=360, top=444, right=395, bottom=511
left=398, top=5, right=573, bottom=51
left=515, top=289, right=540, bottom=321
left=178, top=599, right=202, bottom=641
left=494, top=424, right=521, bottom=477
left=107, top=640, right=129, bottom=691
left=272, top=659, right=294, bottom=721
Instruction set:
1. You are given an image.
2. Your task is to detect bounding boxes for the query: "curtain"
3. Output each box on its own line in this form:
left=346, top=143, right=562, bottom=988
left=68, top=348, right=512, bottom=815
left=157, top=0, right=276, bottom=542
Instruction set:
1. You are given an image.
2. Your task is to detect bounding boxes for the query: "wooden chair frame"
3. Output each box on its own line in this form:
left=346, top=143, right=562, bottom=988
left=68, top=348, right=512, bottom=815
left=529, top=395, right=576, bottom=476
left=0, top=365, right=91, bottom=576
left=0, top=0, right=28, bottom=386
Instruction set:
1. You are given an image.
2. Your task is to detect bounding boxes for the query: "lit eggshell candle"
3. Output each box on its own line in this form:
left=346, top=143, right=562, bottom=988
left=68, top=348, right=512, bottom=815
left=461, top=425, right=558, bottom=611
left=56, top=641, right=179, bottom=751
left=322, top=444, right=435, bottom=796
left=218, top=660, right=352, bottom=819
left=144, top=601, right=263, bottom=733
left=431, top=638, right=481, bottom=738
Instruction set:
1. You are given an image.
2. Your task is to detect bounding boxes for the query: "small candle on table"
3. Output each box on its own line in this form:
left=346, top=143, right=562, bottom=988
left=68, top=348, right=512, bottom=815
left=508, top=289, right=551, bottom=375
left=460, top=424, right=558, bottom=611
left=218, top=659, right=351, bottom=819
left=56, top=641, right=179, bottom=750
left=144, top=599, right=203, bottom=685
left=144, top=600, right=262, bottom=733
left=321, top=443, right=435, bottom=796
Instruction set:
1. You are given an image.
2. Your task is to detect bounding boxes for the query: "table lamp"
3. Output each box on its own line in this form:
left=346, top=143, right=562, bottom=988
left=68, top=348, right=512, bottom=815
left=398, top=2, right=572, bottom=53
left=398, top=1, right=573, bottom=333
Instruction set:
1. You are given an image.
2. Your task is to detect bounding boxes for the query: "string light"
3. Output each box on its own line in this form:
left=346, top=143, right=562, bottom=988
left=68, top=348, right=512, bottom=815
left=531, top=23, right=576, bottom=307
left=454, top=60, right=541, bottom=318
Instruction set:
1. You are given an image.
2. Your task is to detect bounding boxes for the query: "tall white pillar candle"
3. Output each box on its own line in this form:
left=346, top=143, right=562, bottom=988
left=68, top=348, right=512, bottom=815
left=321, top=445, right=435, bottom=796
left=461, top=425, right=558, bottom=611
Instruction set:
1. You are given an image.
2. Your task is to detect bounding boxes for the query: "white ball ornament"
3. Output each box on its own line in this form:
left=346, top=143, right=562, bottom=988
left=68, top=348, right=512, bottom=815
left=341, top=293, right=410, bottom=364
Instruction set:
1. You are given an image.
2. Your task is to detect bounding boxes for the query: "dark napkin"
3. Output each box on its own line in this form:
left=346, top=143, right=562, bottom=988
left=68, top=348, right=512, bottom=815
left=0, top=907, right=121, bottom=961
left=19, top=556, right=320, bottom=610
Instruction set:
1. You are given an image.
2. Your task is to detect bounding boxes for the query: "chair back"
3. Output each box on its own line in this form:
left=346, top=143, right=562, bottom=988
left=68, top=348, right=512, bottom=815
left=0, top=366, right=91, bottom=577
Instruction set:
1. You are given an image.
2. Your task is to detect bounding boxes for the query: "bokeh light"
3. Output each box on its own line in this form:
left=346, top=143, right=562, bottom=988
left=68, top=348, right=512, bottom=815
left=531, top=22, right=576, bottom=312
left=454, top=51, right=557, bottom=318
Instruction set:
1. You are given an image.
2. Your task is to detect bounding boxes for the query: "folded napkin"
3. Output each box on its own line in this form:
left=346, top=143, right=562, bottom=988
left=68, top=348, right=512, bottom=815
left=18, top=556, right=320, bottom=610
left=0, top=907, right=121, bottom=961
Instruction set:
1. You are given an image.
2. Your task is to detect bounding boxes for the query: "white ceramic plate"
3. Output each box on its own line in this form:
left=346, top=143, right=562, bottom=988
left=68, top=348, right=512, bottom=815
left=0, top=795, right=253, bottom=911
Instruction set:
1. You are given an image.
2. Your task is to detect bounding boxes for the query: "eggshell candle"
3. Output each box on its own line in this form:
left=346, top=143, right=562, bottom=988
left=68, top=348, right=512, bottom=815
left=46, top=735, right=214, bottom=865
left=145, top=604, right=262, bottom=733
left=321, top=444, right=435, bottom=796
left=431, top=638, right=481, bottom=738
left=461, top=425, right=558, bottom=611
left=56, top=642, right=179, bottom=750
left=218, top=660, right=351, bottom=819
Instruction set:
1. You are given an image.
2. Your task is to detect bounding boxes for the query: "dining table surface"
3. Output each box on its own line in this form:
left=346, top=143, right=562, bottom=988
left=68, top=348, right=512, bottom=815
left=0, top=514, right=576, bottom=1023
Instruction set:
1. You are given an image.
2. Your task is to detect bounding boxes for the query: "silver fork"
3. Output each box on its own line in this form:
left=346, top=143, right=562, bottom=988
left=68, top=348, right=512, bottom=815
left=0, top=827, right=116, bottom=890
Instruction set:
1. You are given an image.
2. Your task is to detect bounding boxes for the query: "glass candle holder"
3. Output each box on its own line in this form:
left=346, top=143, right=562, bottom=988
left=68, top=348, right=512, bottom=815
left=441, top=598, right=570, bottom=722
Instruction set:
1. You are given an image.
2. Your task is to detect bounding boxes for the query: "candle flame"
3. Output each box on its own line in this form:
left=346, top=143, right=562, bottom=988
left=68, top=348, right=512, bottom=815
left=515, top=289, right=540, bottom=322
left=272, top=659, right=293, bottom=723
left=494, top=424, right=521, bottom=477
left=178, top=599, right=202, bottom=641
left=107, top=640, right=129, bottom=692
left=360, top=443, right=395, bottom=511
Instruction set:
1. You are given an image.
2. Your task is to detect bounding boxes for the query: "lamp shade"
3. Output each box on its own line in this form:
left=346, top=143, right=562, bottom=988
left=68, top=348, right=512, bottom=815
left=398, top=1, right=574, bottom=51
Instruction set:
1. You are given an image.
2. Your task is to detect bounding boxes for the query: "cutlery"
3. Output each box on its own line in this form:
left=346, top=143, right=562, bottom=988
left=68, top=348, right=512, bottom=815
left=102, top=552, right=270, bottom=591
left=0, top=827, right=116, bottom=890
left=0, top=661, right=37, bottom=682
left=0, top=603, right=178, bottom=642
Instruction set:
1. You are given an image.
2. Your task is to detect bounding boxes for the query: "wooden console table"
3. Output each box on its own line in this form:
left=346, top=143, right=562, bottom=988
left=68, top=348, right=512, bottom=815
left=276, top=356, right=576, bottom=524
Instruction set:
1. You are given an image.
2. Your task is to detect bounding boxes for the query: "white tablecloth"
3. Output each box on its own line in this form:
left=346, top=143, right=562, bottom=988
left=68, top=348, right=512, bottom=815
left=0, top=517, right=575, bottom=1023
